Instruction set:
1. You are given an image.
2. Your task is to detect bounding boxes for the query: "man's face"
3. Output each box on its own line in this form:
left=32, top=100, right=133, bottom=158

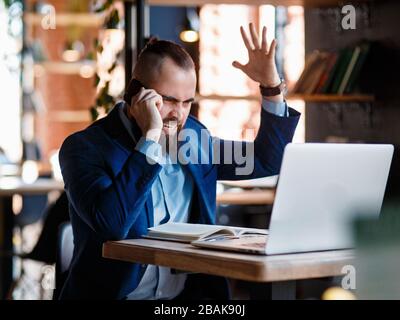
left=147, top=58, right=196, bottom=137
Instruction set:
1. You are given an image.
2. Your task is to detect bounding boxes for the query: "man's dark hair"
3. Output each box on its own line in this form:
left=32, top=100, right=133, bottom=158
left=140, top=38, right=194, bottom=70
left=134, top=38, right=194, bottom=83
left=124, top=38, right=195, bottom=104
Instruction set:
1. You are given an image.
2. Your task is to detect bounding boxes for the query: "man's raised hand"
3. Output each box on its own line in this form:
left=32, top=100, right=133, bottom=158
left=232, top=23, right=281, bottom=90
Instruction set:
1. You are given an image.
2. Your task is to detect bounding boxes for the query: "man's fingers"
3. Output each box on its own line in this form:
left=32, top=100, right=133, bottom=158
left=132, top=88, right=163, bottom=114
left=261, top=26, right=267, bottom=52
left=249, top=23, right=260, bottom=50
left=136, top=88, right=160, bottom=104
left=142, top=93, right=163, bottom=112
left=232, top=60, right=246, bottom=71
left=240, top=26, right=253, bottom=51
left=141, top=93, right=160, bottom=104
left=268, top=39, right=277, bottom=58
left=140, top=90, right=159, bottom=102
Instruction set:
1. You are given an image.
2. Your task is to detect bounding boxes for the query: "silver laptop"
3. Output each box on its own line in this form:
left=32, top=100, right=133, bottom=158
left=192, top=143, right=394, bottom=255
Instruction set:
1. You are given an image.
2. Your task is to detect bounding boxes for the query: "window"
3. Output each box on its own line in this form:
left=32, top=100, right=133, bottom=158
left=0, top=2, right=22, bottom=162
left=199, top=4, right=305, bottom=143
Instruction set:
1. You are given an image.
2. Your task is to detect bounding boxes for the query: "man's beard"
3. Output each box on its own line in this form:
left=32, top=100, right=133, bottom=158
left=160, top=118, right=183, bottom=156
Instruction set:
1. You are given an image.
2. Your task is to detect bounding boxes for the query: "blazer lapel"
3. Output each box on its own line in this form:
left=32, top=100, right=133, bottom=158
left=145, top=195, right=154, bottom=228
left=102, top=102, right=154, bottom=228
left=103, top=102, right=142, bottom=154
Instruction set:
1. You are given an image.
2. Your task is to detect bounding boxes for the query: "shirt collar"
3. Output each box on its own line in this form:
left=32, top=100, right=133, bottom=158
left=118, top=101, right=138, bottom=144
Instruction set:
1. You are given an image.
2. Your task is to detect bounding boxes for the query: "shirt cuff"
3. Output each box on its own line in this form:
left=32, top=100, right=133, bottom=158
left=135, top=137, right=163, bottom=165
left=261, top=98, right=289, bottom=117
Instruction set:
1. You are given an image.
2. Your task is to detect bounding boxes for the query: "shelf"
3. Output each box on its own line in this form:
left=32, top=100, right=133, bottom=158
left=33, top=61, right=96, bottom=76
left=24, top=13, right=104, bottom=27
left=46, top=110, right=92, bottom=122
left=286, top=94, right=375, bottom=102
left=147, top=0, right=371, bottom=7
left=196, top=94, right=375, bottom=103
left=196, top=94, right=259, bottom=101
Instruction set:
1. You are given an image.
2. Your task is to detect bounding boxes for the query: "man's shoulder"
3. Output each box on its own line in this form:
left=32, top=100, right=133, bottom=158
left=64, top=103, right=122, bottom=144
left=185, top=115, right=210, bottom=134
left=60, top=118, right=108, bottom=153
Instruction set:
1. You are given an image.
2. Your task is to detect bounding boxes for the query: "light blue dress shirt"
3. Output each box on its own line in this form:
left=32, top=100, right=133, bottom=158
left=126, top=146, right=194, bottom=299
left=121, top=99, right=288, bottom=299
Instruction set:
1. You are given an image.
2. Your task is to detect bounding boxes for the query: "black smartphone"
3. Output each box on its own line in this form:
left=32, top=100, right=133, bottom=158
left=123, top=78, right=145, bottom=105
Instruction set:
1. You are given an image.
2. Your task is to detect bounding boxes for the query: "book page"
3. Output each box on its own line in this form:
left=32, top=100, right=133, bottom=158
left=148, top=222, right=229, bottom=237
left=227, top=226, right=268, bottom=236
left=145, top=223, right=268, bottom=242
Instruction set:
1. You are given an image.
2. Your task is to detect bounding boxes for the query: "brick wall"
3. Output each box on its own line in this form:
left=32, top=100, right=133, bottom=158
left=27, top=0, right=97, bottom=161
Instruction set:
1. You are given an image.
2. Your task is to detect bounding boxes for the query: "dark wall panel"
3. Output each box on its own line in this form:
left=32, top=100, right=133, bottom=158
left=304, top=1, right=400, bottom=199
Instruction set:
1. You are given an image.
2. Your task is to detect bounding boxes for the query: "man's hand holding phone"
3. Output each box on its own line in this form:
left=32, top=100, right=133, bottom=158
left=127, top=87, right=163, bottom=143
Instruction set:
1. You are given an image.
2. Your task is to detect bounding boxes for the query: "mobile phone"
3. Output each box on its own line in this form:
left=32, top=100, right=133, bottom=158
left=123, top=78, right=145, bottom=105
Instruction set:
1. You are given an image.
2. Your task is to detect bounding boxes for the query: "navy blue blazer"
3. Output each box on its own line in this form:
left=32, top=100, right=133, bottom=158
left=58, top=102, right=300, bottom=299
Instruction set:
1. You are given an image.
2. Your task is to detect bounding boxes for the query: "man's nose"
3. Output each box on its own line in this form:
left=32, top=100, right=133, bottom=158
left=169, top=106, right=182, bottom=118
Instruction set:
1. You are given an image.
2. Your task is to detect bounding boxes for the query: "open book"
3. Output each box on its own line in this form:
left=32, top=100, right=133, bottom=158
left=143, top=222, right=268, bottom=243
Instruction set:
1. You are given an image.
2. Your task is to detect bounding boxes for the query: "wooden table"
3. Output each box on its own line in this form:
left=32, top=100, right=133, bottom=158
left=103, top=239, right=355, bottom=299
left=0, top=177, right=64, bottom=298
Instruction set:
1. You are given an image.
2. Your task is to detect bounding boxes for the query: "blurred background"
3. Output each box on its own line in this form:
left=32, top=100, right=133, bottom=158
left=0, top=0, right=399, bottom=300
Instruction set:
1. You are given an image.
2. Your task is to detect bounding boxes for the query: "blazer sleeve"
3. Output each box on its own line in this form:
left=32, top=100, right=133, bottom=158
left=215, top=107, right=300, bottom=181
left=59, top=132, right=162, bottom=240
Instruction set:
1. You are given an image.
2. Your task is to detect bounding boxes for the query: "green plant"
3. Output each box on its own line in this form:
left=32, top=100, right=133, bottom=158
left=1, top=0, right=122, bottom=121
left=2, top=0, right=19, bottom=8
left=65, top=0, right=91, bottom=47
left=90, top=0, right=123, bottom=121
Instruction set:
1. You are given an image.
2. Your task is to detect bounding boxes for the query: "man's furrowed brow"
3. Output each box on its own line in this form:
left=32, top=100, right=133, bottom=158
left=161, top=95, right=195, bottom=103
left=161, top=95, right=179, bottom=102
left=184, top=97, right=195, bottom=103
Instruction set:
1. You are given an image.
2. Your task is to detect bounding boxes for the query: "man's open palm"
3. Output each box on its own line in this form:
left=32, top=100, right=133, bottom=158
left=233, top=23, right=281, bottom=88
